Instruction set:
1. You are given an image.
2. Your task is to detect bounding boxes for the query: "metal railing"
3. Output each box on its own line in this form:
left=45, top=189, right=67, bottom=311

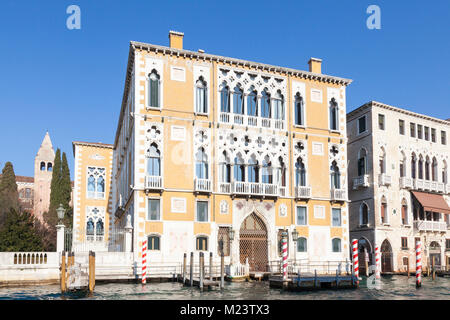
left=268, top=259, right=352, bottom=275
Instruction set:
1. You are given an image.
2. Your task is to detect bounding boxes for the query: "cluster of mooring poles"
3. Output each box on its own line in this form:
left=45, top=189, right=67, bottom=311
left=179, top=252, right=224, bottom=291
left=60, top=250, right=95, bottom=295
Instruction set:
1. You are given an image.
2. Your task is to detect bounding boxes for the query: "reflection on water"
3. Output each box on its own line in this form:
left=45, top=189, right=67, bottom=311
left=0, top=276, right=449, bottom=300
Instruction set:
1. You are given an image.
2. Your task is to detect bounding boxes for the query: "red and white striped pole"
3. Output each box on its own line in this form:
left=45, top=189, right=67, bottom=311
left=142, top=239, right=147, bottom=285
left=416, top=240, right=422, bottom=288
left=352, top=239, right=359, bottom=282
left=375, top=246, right=381, bottom=280
left=282, top=233, right=288, bottom=281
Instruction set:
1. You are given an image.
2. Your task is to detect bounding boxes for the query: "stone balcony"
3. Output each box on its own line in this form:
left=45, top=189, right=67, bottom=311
left=331, top=188, right=346, bottom=201
left=145, top=175, right=163, bottom=191
left=413, top=220, right=448, bottom=233
left=219, top=112, right=286, bottom=130
left=231, top=181, right=282, bottom=197
left=379, top=173, right=392, bottom=186
left=399, top=177, right=414, bottom=189
left=353, top=175, right=370, bottom=190
left=295, top=186, right=312, bottom=199
left=194, top=178, right=212, bottom=193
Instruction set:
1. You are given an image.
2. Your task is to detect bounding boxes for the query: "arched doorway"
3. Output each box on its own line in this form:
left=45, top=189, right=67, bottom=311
left=358, top=238, right=372, bottom=276
left=381, top=239, right=393, bottom=272
left=429, top=241, right=441, bottom=268
left=239, top=213, right=268, bottom=271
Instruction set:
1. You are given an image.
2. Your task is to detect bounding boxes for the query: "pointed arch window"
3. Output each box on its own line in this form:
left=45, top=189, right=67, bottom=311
left=330, top=161, right=341, bottom=189
left=47, top=162, right=53, bottom=172
left=220, top=82, right=230, bottom=113
left=358, top=149, right=367, bottom=176
left=294, top=93, right=304, bottom=126
left=86, top=218, right=95, bottom=239
left=87, top=167, right=106, bottom=199
left=262, top=156, right=272, bottom=184
left=443, top=161, right=448, bottom=184
left=219, top=151, right=231, bottom=183
left=425, top=157, right=431, bottom=181
left=148, top=70, right=160, bottom=108
left=260, top=90, right=271, bottom=118
left=40, top=162, right=46, bottom=171
left=401, top=199, right=408, bottom=225
left=329, top=98, right=339, bottom=131
left=295, top=158, right=306, bottom=187
left=234, top=155, right=245, bottom=182
left=380, top=196, right=387, bottom=224
left=360, top=203, right=369, bottom=226
left=233, top=85, right=244, bottom=115
left=418, top=157, right=424, bottom=179
left=195, top=148, right=208, bottom=179
left=147, top=143, right=161, bottom=176
left=273, top=90, right=284, bottom=120
left=247, top=87, right=258, bottom=117
left=275, top=157, right=286, bottom=187
left=248, top=155, right=259, bottom=183
left=432, top=157, right=438, bottom=182
left=96, top=218, right=104, bottom=241
left=411, top=154, right=417, bottom=179
left=195, top=77, right=208, bottom=114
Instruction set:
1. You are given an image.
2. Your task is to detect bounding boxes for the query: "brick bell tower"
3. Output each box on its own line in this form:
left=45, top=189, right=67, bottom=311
left=33, top=131, right=55, bottom=222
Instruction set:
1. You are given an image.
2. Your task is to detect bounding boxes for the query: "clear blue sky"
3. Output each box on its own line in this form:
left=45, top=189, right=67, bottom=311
left=0, top=0, right=449, bottom=179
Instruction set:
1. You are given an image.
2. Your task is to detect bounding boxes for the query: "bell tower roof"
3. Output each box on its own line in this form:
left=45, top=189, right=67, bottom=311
left=35, top=131, right=55, bottom=161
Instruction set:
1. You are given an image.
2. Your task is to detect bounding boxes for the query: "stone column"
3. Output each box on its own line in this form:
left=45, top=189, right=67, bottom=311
left=56, top=224, right=65, bottom=253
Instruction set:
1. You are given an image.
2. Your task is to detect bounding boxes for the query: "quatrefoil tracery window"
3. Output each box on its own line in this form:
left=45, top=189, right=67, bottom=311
left=87, top=167, right=106, bottom=199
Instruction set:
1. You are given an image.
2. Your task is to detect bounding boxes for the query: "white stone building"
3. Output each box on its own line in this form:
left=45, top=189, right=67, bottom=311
left=347, top=101, right=450, bottom=273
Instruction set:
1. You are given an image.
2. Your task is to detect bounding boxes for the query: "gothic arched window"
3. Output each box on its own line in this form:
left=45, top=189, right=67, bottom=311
left=329, top=98, right=339, bottom=131
left=148, top=70, right=160, bottom=108
left=147, top=143, right=161, bottom=176
left=195, top=148, right=208, bottom=179
left=360, top=203, right=369, bottom=226
left=247, top=87, right=258, bottom=117
left=260, top=89, right=271, bottom=118
left=195, top=77, right=208, bottom=114
left=220, top=82, right=230, bottom=113
left=248, top=155, right=259, bottom=183
left=233, top=85, right=243, bottom=115
left=330, top=161, right=340, bottom=189
left=295, top=158, right=306, bottom=187
left=294, top=93, right=304, bottom=126
left=273, top=90, right=284, bottom=120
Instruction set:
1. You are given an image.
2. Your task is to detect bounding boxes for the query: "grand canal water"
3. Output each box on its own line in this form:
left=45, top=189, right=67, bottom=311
left=1, top=275, right=449, bottom=300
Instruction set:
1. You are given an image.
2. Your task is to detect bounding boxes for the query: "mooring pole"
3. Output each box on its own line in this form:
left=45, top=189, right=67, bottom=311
left=416, top=240, right=422, bottom=288
left=88, top=251, right=95, bottom=294
left=190, top=252, right=194, bottom=287
left=220, top=252, right=224, bottom=290
left=60, top=251, right=66, bottom=293
left=407, top=257, right=410, bottom=279
left=432, top=256, right=436, bottom=280
left=209, top=252, right=213, bottom=281
left=182, top=253, right=187, bottom=285
left=199, top=252, right=204, bottom=292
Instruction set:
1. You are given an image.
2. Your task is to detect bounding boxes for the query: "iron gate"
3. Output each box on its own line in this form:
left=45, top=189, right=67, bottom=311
left=239, top=213, right=268, bottom=272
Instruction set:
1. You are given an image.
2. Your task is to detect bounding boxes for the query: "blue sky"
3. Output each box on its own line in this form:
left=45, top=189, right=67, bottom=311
left=0, top=0, right=449, bottom=179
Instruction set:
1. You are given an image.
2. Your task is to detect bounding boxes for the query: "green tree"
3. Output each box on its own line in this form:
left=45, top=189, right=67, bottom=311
left=0, top=162, right=20, bottom=229
left=0, top=208, right=42, bottom=252
left=60, top=152, right=73, bottom=228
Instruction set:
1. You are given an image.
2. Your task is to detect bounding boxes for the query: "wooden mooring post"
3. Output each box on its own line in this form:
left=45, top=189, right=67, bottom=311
left=182, top=253, right=187, bottom=284
left=407, top=257, right=410, bottom=279
left=432, top=256, right=436, bottom=280
left=209, top=252, right=213, bottom=281
left=199, top=252, right=204, bottom=292
left=190, top=252, right=194, bottom=287
left=220, top=252, right=224, bottom=290
left=88, top=251, right=95, bottom=294
left=60, top=251, right=67, bottom=293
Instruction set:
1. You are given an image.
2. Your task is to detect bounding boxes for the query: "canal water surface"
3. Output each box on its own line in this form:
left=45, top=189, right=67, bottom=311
left=1, top=275, right=449, bottom=300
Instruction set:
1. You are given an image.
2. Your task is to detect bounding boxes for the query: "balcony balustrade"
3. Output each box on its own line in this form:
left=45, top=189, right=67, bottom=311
left=219, top=112, right=285, bottom=130
left=331, top=188, right=346, bottom=201
left=145, top=175, right=163, bottom=191
left=295, top=186, right=312, bottom=199
left=414, top=220, right=447, bottom=233
left=353, top=175, right=370, bottom=190
left=231, top=181, right=285, bottom=197
left=399, top=177, right=413, bottom=189
left=379, top=173, right=392, bottom=186
left=194, top=178, right=212, bottom=193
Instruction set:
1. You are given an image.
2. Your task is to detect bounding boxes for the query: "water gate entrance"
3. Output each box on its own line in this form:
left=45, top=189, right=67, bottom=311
left=239, top=213, right=268, bottom=272
left=381, top=239, right=393, bottom=273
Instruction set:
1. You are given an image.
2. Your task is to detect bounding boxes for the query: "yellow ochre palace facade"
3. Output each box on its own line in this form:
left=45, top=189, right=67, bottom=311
left=72, top=31, right=353, bottom=272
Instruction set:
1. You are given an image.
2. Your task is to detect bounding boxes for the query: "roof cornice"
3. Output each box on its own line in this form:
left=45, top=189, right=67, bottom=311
left=130, top=41, right=353, bottom=86
left=347, top=101, right=450, bottom=126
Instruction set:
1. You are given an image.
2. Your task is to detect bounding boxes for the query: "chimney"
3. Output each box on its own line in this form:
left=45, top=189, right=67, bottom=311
left=308, top=57, right=322, bottom=74
left=169, top=30, right=184, bottom=50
